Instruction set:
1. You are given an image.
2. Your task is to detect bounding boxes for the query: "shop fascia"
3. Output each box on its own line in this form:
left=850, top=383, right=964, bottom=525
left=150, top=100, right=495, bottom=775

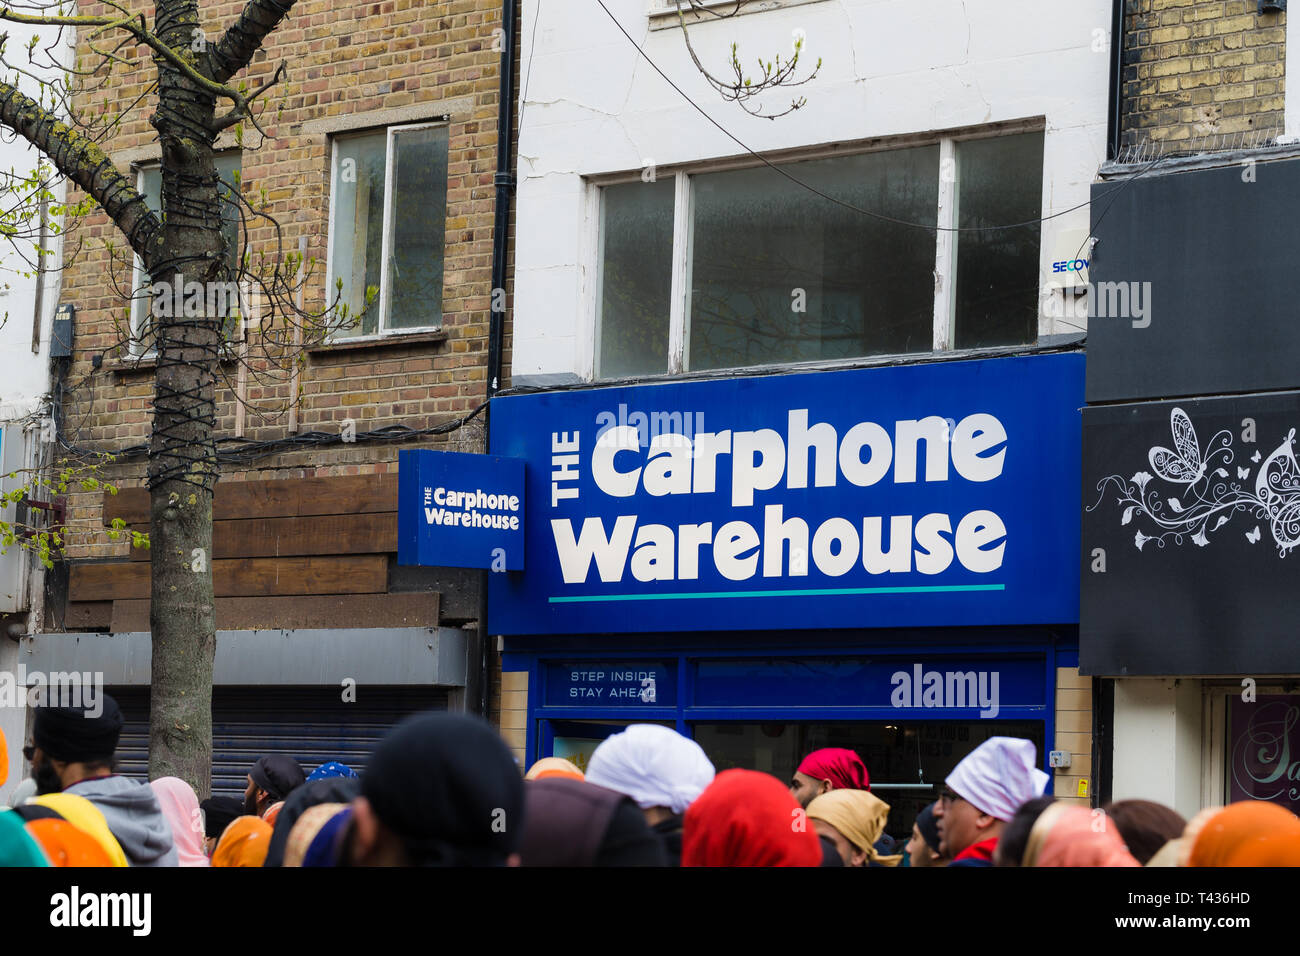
left=555, top=409, right=1009, bottom=584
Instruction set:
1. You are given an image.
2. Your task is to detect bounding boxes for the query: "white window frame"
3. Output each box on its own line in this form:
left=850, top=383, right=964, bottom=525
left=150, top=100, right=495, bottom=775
left=129, top=156, right=244, bottom=358
left=586, top=122, right=1045, bottom=380
left=325, top=120, right=448, bottom=342
left=128, top=165, right=158, bottom=357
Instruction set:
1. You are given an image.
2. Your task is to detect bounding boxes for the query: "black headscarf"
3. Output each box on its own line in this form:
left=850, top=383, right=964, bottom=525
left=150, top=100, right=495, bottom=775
left=264, top=776, right=361, bottom=867
left=360, top=711, right=523, bottom=866
left=199, top=796, right=245, bottom=840
left=32, top=694, right=123, bottom=763
left=248, top=754, right=306, bottom=801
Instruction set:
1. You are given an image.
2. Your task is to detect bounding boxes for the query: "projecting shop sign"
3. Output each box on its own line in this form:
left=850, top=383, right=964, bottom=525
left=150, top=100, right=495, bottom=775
left=397, top=449, right=525, bottom=570
left=488, top=354, right=1083, bottom=635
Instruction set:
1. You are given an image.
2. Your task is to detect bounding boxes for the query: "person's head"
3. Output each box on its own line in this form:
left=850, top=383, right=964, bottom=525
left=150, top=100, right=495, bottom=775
left=585, top=724, right=715, bottom=825
left=522, top=757, right=584, bottom=782
left=27, top=695, right=123, bottom=795
left=805, top=789, right=901, bottom=867
left=199, top=796, right=244, bottom=857
left=789, top=748, right=869, bottom=809
left=347, top=711, right=524, bottom=867
left=993, top=795, right=1056, bottom=866
left=1186, top=801, right=1300, bottom=867
left=211, top=816, right=273, bottom=867
left=1101, top=799, right=1186, bottom=865
left=682, top=768, right=822, bottom=867
left=305, top=761, right=358, bottom=783
left=1020, top=803, right=1140, bottom=867
left=244, top=755, right=306, bottom=817
left=906, top=801, right=948, bottom=867
left=934, top=736, right=1048, bottom=858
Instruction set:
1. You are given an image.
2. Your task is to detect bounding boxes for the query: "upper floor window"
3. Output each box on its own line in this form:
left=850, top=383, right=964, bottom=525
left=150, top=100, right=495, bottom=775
left=327, top=123, right=449, bottom=338
left=594, top=129, right=1044, bottom=378
left=130, top=152, right=242, bottom=355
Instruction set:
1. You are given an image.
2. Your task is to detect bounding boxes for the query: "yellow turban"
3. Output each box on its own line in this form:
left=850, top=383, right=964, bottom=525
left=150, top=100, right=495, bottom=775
left=807, top=789, right=903, bottom=866
left=32, top=793, right=129, bottom=867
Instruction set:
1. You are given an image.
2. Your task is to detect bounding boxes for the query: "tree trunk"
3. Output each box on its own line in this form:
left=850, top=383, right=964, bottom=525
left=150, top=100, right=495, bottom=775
left=146, top=0, right=225, bottom=797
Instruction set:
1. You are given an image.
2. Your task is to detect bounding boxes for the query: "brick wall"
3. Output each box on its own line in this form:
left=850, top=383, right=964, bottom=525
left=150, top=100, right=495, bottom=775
left=1054, top=666, right=1095, bottom=806
left=1121, top=0, right=1286, bottom=150
left=499, top=669, right=528, bottom=767
left=56, top=0, right=512, bottom=564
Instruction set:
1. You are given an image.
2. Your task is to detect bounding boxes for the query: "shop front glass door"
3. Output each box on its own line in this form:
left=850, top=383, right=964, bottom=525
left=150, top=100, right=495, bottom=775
left=545, top=719, right=675, bottom=775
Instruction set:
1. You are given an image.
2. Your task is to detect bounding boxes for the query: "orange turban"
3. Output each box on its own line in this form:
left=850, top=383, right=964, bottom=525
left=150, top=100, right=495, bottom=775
left=1188, top=801, right=1300, bottom=867
left=25, top=819, right=115, bottom=867
left=524, top=757, right=584, bottom=781
left=212, top=816, right=273, bottom=867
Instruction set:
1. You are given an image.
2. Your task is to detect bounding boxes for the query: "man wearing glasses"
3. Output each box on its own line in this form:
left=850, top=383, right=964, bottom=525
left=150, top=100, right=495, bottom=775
left=932, top=736, right=1049, bottom=868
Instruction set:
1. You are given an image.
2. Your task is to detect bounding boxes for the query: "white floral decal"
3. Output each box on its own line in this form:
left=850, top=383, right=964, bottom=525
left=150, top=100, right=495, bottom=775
left=1088, top=407, right=1300, bottom=556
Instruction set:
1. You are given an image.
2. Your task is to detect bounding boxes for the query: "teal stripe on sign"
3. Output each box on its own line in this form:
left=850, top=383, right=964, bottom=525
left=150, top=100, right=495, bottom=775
left=548, top=584, right=1005, bottom=604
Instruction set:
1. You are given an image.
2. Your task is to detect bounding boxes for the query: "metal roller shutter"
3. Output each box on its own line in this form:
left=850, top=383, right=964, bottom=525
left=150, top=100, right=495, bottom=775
left=106, top=685, right=449, bottom=798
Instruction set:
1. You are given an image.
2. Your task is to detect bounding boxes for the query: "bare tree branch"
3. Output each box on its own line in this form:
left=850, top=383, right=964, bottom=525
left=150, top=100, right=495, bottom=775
left=0, top=79, right=160, bottom=256
left=203, top=0, right=295, bottom=84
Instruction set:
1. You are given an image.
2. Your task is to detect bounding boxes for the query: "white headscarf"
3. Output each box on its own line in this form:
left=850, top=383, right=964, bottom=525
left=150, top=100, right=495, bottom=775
left=945, top=736, right=1049, bottom=822
left=586, top=724, right=715, bottom=815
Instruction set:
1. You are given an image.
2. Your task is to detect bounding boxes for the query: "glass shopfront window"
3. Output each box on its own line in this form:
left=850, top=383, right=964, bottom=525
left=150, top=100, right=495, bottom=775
left=1227, top=693, right=1300, bottom=809
left=692, top=719, right=1045, bottom=841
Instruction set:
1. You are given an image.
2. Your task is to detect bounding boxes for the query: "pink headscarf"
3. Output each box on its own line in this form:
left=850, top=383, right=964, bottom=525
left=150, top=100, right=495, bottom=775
left=150, top=776, right=210, bottom=867
left=796, top=748, right=869, bottom=791
left=1028, top=805, right=1140, bottom=867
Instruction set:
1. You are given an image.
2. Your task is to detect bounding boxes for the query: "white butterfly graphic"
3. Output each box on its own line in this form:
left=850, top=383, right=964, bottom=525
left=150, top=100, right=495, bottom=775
left=1149, top=408, right=1207, bottom=486
left=1246, top=526, right=1262, bottom=544
left=1237, top=466, right=1250, bottom=479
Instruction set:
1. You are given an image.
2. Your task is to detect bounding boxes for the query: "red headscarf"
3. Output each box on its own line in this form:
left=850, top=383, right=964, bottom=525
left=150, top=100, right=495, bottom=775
left=796, top=748, right=869, bottom=791
left=682, top=769, right=822, bottom=867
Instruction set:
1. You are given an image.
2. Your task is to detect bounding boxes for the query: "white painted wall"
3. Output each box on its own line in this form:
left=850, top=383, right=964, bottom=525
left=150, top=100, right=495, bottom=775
left=514, top=0, right=1114, bottom=379
left=0, top=21, right=75, bottom=803
left=1112, top=678, right=1204, bottom=820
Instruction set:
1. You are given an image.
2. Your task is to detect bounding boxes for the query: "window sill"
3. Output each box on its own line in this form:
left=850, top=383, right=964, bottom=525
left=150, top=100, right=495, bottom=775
left=106, top=347, right=242, bottom=376
left=306, top=329, right=448, bottom=357
left=648, top=0, right=830, bottom=31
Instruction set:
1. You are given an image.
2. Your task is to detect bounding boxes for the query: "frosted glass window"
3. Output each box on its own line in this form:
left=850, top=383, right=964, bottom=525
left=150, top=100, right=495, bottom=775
left=597, top=179, right=675, bottom=377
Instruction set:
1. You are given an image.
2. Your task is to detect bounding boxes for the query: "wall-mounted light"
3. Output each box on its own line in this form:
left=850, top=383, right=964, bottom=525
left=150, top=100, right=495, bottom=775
left=1259, top=0, right=1285, bottom=13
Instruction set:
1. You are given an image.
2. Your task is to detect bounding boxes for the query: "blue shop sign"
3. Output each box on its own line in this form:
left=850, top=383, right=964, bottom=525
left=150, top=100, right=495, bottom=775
left=693, top=657, right=1045, bottom=715
left=397, top=448, right=526, bottom=570
left=489, top=353, right=1083, bottom=634
left=544, top=662, right=676, bottom=707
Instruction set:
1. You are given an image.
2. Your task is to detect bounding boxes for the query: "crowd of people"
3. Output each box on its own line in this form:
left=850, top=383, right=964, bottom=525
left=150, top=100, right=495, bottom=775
left=3, top=693, right=1299, bottom=867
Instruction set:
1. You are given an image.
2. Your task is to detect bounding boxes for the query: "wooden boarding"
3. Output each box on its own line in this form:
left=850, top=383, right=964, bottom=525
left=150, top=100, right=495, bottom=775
left=70, top=554, right=389, bottom=602
left=64, top=601, right=112, bottom=630
left=126, top=512, right=398, bottom=561
left=109, top=592, right=439, bottom=632
left=103, top=474, right=398, bottom=526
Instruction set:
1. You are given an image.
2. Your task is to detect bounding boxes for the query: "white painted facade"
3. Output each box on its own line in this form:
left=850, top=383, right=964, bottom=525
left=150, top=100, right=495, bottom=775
left=0, top=22, right=75, bottom=802
left=514, top=0, right=1113, bottom=381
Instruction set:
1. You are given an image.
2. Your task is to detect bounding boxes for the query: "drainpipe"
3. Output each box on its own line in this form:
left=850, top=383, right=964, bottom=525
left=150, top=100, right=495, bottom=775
left=479, top=0, right=518, bottom=721
left=488, top=0, right=517, bottom=401
left=1107, top=0, right=1124, bottom=161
